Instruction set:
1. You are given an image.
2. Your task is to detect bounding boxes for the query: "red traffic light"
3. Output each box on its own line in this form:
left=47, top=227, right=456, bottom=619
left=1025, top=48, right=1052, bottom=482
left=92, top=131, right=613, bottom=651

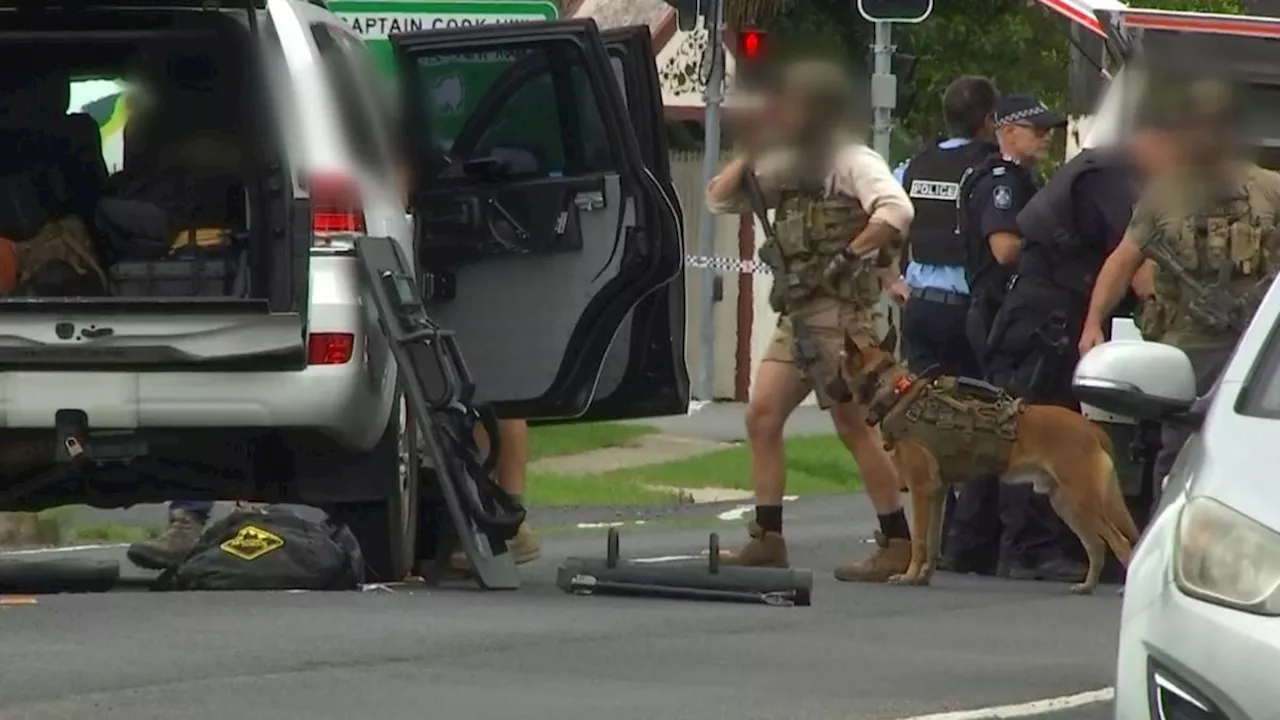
left=738, top=29, right=766, bottom=60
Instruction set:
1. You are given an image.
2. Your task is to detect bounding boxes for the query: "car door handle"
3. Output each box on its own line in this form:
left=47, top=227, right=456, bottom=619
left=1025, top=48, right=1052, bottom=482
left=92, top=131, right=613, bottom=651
left=573, top=191, right=605, bottom=212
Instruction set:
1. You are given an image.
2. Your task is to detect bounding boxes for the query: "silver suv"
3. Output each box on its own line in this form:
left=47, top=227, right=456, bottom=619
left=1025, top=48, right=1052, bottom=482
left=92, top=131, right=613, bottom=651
left=0, top=0, right=687, bottom=582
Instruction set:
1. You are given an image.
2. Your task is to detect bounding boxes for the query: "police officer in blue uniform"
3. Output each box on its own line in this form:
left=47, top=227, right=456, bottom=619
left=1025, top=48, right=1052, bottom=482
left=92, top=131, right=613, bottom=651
left=892, top=77, right=999, bottom=573
left=949, top=93, right=1073, bottom=578
left=893, top=76, right=998, bottom=378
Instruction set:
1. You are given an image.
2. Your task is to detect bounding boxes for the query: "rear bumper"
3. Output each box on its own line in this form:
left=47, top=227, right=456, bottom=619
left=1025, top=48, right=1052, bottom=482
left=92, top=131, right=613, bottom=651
left=0, top=256, right=396, bottom=451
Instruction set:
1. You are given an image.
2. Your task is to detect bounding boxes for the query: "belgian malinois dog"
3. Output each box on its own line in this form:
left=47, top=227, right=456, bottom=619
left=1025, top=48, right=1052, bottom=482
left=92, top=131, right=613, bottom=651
left=843, top=330, right=1139, bottom=595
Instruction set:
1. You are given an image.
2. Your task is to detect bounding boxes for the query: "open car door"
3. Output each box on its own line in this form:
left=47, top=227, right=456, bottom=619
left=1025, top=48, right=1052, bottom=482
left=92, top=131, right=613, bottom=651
left=574, top=25, right=690, bottom=422
left=373, top=19, right=685, bottom=421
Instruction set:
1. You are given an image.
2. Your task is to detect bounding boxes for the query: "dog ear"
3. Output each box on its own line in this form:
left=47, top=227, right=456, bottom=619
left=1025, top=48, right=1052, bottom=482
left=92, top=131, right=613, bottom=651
left=879, top=326, right=898, bottom=354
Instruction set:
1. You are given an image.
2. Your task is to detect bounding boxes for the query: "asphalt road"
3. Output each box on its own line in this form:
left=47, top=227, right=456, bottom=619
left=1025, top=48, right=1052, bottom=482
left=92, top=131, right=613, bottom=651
left=0, top=494, right=1123, bottom=720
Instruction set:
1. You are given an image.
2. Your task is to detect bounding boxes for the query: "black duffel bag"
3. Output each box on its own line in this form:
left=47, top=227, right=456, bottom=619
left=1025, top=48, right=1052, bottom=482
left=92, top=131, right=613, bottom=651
left=162, top=506, right=365, bottom=591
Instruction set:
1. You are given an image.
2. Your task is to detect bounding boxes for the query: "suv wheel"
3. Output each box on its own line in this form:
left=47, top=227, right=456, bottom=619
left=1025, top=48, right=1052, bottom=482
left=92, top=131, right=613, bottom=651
left=328, top=397, right=419, bottom=583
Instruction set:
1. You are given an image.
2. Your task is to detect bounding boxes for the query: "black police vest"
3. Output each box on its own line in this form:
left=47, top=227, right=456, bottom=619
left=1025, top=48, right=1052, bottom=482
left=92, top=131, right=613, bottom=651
left=902, top=140, right=995, bottom=266
left=1015, top=148, right=1127, bottom=300
left=958, top=154, right=1029, bottom=300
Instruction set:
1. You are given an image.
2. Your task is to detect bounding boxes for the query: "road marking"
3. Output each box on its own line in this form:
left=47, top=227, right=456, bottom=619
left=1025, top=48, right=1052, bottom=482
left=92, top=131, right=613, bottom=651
left=574, top=521, right=648, bottom=529
left=892, top=687, right=1115, bottom=720
left=717, top=496, right=799, bottom=521
left=630, top=554, right=702, bottom=563
left=0, top=543, right=129, bottom=556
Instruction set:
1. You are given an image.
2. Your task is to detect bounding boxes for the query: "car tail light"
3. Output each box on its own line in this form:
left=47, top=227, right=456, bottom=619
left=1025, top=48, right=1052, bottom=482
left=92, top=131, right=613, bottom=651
left=311, top=173, right=366, bottom=239
left=308, top=333, right=355, bottom=365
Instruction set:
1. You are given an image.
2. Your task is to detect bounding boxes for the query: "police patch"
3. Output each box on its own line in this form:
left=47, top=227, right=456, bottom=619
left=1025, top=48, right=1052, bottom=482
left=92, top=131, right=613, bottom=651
left=993, top=185, right=1013, bottom=210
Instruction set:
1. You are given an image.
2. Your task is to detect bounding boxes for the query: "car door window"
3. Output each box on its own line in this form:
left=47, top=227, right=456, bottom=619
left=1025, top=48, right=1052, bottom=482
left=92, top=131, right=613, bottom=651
left=408, top=45, right=614, bottom=181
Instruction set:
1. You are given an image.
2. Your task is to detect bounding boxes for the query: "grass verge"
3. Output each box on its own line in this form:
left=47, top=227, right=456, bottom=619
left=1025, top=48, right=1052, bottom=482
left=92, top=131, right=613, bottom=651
left=527, top=421, right=657, bottom=461
left=527, top=434, right=862, bottom=507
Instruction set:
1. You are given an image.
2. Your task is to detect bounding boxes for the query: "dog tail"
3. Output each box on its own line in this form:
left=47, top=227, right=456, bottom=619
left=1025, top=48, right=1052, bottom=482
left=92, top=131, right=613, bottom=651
left=1097, top=451, right=1141, bottom=544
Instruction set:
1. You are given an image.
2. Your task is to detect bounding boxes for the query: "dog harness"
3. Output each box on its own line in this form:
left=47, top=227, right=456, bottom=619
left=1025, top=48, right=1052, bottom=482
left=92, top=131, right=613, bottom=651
left=864, top=369, right=1024, bottom=484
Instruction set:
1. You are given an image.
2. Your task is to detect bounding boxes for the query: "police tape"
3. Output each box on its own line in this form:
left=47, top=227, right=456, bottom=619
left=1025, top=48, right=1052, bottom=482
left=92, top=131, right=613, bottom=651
left=684, top=254, right=774, bottom=275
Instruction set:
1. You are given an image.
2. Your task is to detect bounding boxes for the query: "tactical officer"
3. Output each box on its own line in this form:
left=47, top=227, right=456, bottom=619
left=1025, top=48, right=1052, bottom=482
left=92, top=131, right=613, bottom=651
left=1080, top=79, right=1280, bottom=490
left=707, top=61, right=918, bottom=581
left=948, top=93, right=1068, bottom=577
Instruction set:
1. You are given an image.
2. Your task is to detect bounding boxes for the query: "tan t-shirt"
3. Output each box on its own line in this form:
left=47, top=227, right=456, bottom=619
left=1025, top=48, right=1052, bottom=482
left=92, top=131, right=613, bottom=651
left=705, top=143, right=914, bottom=236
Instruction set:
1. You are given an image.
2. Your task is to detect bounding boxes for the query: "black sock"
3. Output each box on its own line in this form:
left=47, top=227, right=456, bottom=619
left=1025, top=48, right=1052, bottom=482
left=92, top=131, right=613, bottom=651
left=755, top=505, right=783, bottom=533
left=878, top=509, right=910, bottom=540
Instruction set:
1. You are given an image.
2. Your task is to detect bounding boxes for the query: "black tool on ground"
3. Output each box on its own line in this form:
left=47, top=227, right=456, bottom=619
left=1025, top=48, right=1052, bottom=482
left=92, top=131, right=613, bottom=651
left=0, top=557, right=119, bottom=594
left=556, top=529, right=813, bottom=606
left=355, top=237, right=524, bottom=590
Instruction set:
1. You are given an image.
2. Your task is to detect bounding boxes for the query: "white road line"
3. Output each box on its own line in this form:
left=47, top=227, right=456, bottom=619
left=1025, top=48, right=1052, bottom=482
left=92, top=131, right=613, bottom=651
left=630, top=554, right=703, bottom=563
left=892, top=688, right=1115, bottom=720
left=0, top=543, right=129, bottom=556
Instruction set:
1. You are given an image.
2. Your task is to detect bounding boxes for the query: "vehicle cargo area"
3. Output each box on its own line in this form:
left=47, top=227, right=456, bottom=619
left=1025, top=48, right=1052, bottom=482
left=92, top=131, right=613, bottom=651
left=0, top=8, right=276, bottom=302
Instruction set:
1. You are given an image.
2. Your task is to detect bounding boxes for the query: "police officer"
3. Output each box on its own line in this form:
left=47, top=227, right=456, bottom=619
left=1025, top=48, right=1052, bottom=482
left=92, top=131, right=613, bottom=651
left=1080, top=79, right=1280, bottom=492
left=949, top=93, right=1069, bottom=578
left=707, top=61, right=918, bottom=582
left=978, top=116, right=1181, bottom=580
left=891, top=76, right=998, bottom=574
left=894, top=76, right=998, bottom=377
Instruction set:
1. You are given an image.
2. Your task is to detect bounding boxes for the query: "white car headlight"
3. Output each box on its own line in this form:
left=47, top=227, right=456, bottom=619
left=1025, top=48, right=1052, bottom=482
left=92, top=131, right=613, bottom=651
left=1174, top=496, right=1280, bottom=615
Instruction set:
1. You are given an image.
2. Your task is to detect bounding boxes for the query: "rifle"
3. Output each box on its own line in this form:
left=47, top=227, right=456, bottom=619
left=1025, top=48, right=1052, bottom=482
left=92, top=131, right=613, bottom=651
left=1141, top=236, right=1253, bottom=334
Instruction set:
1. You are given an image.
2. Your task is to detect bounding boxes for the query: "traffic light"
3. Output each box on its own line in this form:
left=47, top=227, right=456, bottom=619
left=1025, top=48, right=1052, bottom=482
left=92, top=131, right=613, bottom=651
left=734, top=28, right=769, bottom=90
left=856, top=0, right=933, bottom=23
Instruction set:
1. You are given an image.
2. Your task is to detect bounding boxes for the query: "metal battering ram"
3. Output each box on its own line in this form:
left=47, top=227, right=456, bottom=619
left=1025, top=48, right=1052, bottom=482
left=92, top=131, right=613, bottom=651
left=555, top=529, right=813, bottom=606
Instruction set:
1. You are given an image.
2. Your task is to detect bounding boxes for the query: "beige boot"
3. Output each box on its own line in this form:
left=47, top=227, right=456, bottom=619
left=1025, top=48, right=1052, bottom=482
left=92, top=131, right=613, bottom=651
left=126, top=508, right=207, bottom=571
left=720, top=522, right=789, bottom=568
left=834, top=531, right=911, bottom=582
left=448, top=523, right=542, bottom=575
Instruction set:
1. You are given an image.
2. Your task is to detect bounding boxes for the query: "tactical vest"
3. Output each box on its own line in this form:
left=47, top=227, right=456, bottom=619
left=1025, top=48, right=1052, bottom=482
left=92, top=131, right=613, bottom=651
left=903, top=139, right=995, bottom=267
left=1148, top=166, right=1279, bottom=345
left=758, top=184, right=874, bottom=313
left=1015, top=148, right=1128, bottom=301
left=958, top=154, right=1028, bottom=301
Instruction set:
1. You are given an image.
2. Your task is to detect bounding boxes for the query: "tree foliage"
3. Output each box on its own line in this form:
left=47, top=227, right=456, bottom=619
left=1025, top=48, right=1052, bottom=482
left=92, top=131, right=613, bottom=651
left=750, top=0, right=1246, bottom=162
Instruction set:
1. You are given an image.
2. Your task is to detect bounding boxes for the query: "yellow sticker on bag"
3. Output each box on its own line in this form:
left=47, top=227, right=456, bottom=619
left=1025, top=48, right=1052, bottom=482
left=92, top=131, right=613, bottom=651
left=220, top=525, right=285, bottom=561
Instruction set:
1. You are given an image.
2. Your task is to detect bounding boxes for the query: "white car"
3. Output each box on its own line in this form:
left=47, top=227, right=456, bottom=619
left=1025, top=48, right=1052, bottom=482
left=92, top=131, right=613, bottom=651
left=1070, top=9, right=1280, bottom=720
left=0, top=2, right=687, bottom=582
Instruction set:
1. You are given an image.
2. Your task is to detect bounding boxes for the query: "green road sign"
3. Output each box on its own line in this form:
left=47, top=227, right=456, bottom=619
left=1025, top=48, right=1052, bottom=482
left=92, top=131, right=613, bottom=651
left=330, top=1, right=559, bottom=141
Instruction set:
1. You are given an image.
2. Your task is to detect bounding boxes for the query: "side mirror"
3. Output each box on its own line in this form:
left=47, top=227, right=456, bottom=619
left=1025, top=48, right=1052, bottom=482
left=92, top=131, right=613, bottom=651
left=1073, top=341, right=1197, bottom=422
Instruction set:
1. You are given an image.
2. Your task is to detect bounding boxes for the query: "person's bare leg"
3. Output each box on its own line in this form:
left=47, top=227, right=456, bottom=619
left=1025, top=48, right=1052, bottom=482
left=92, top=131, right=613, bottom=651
left=496, top=419, right=528, bottom=498
left=829, top=401, right=912, bottom=582
left=724, top=360, right=811, bottom=567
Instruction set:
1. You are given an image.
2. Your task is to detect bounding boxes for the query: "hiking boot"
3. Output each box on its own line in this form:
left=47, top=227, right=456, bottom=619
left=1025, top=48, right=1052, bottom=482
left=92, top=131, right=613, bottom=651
left=719, top=522, right=788, bottom=568
left=448, top=523, right=542, bottom=575
left=126, top=508, right=207, bottom=571
left=834, top=531, right=911, bottom=582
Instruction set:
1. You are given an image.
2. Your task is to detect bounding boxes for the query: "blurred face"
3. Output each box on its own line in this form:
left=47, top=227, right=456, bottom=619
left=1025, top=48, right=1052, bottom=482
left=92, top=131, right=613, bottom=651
left=1129, top=128, right=1181, bottom=178
left=998, top=121, right=1054, bottom=162
left=773, top=90, right=809, bottom=138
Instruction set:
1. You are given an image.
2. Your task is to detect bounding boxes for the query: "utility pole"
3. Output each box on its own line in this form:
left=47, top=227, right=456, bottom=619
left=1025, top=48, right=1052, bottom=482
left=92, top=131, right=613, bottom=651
left=695, top=0, right=725, bottom=402
left=870, top=20, right=894, bottom=161
left=858, top=1, right=933, bottom=160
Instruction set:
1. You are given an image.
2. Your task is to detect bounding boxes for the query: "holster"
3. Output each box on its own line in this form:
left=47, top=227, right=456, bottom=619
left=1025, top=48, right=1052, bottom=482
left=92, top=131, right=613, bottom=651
left=1023, top=313, right=1070, bottom=399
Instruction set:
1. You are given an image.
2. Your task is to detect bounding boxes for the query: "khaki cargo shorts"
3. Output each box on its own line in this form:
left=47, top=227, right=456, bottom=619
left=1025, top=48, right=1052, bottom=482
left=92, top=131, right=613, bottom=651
left=763, top=297, right=881, bottom=409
